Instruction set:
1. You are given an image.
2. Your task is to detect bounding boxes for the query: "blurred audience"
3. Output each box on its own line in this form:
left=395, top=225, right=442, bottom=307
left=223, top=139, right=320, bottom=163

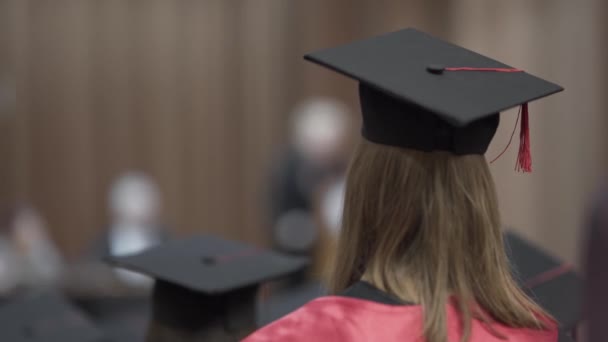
left=268, top=97, right=352, bottom=255
left=259, top=98, right=353, bottom=324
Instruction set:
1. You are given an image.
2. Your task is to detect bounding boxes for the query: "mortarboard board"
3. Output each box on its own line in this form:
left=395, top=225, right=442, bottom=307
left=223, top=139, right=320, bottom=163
left=0, top=291, right=104, bottom=342
left=304, top=28, right=563, bottom=171
left=105, top=235, right=308, bottom=340
left=503, top=231, right=582, bottom=335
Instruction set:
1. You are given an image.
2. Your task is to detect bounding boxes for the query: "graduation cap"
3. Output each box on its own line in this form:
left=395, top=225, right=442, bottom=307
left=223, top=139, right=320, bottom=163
left=105, top=235, right=308, bottom=340
left=0, top=292, right=104, bottom=342
left=504, top=231, right=582, bottom=334
left=304, top=28, right=563, bottom=172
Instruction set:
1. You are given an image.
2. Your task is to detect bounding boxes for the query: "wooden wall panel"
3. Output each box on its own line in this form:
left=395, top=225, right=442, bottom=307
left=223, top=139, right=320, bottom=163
left=0, top=0, right=17, bottom=212
left=22, top=0, right=97, bottom=255
left=127, top=0, right=184, bottom=233
left=236, top=0, right=290, bottom=244
left=87, top=0, right=134, bottom=229
left=174, top=0, right=228, bottom=238
left=5, top=0, right=606, bottom=263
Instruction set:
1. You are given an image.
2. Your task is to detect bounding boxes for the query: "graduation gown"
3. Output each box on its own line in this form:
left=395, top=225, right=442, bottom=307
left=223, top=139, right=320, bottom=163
left=244, top=281, right=571, bottom=342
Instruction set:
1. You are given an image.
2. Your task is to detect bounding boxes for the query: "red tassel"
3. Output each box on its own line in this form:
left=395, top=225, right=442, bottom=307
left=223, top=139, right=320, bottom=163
left=516, top=103, right=532, bottom=172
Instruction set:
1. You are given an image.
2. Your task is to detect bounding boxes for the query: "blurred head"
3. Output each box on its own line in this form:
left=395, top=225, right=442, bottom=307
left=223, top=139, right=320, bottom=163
left=109, top=171, right=162, bottom=225
left=290, top=97, right=352, bottom=166
left=6, top=204, right=52, bottom=252
left=2, top=204, right=64, bottom=286
left=330, top=139, right=549, bottom=342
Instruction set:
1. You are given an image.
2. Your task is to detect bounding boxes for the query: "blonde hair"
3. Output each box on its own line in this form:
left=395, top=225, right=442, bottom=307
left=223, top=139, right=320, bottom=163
left=330, top=139, right=550, bottom=342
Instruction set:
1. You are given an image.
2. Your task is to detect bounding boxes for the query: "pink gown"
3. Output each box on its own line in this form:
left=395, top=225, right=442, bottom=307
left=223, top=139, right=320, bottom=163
left=244, top=282, right=564, bottom=342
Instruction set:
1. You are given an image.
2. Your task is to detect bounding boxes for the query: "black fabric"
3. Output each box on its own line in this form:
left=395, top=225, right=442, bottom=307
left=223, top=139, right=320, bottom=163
left=0, top=292, right=104, bottom=342
left=557, top=329, right=575, bottom=342
left=152, top=280, right=257, bottom=333
left=257, top=281, right=326, bottom=327
left=583, top=185, right=608, bottom=342
left=72, top=296, right=149, bottom=342
left=340, top=281, right=412, bottom=306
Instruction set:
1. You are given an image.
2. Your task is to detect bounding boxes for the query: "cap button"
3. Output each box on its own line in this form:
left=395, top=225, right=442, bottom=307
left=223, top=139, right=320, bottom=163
left=426, top=64, right=445, bottom=74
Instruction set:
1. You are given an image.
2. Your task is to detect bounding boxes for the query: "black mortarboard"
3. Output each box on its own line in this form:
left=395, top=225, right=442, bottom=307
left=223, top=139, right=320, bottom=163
left=304, top=28, right=563, bottom=170
left=105, top=235, right=308, bottom=339
left=504, top=231, right=582, bottom=334
left=0, top=292, right=104, bottom=342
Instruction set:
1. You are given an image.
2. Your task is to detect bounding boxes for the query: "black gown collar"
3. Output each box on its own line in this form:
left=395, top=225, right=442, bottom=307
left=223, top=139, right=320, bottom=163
left=341, top=282, right=573, bottom=341
left=340, top=281, right=413, bottom=306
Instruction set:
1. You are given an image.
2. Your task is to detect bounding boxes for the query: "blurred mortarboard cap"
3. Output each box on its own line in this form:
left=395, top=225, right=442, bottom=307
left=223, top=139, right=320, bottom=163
left=504, top=231, right=582, bottom=333
left=106, top=235, right=308, bottom=333
left=0, top=292, right=104, bottom=342
left=304, top=28, right=563, bottom=170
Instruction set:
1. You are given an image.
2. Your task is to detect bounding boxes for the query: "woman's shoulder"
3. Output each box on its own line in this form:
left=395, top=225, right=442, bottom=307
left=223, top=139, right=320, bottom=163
left=244, top=294, right=425, bottom=342
left=244, top=295, right=567, bottom=342
left=243, top=297, right=346, bottom=341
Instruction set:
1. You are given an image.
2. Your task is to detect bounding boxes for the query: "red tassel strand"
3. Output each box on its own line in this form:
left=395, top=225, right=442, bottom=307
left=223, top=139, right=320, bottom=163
left=489, top=108, right=520, bottom=164
left=444, top=67, right=524, bottom=72
left=516, top=103, right=532, bottom=172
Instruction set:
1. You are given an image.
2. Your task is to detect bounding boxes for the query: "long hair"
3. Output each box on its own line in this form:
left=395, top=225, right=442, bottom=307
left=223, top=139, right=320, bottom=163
left=329, top=139, right=549, bottom=342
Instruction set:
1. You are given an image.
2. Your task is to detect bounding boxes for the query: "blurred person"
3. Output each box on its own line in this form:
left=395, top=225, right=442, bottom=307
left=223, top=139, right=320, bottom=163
left=0, top=291, right=105, bottom=342
left=91, top=171, right=169, bottom=288
left=583, top=185, right=608, bottom=342
left=3, top=204, right=65, bottom=291
left=245, top=29, right=571, bottom=342
left=269, top=97, right=352, bottom=255
left=71, top=172, right=169, bottom=341
left=260, top=99, right=353, bottom=324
